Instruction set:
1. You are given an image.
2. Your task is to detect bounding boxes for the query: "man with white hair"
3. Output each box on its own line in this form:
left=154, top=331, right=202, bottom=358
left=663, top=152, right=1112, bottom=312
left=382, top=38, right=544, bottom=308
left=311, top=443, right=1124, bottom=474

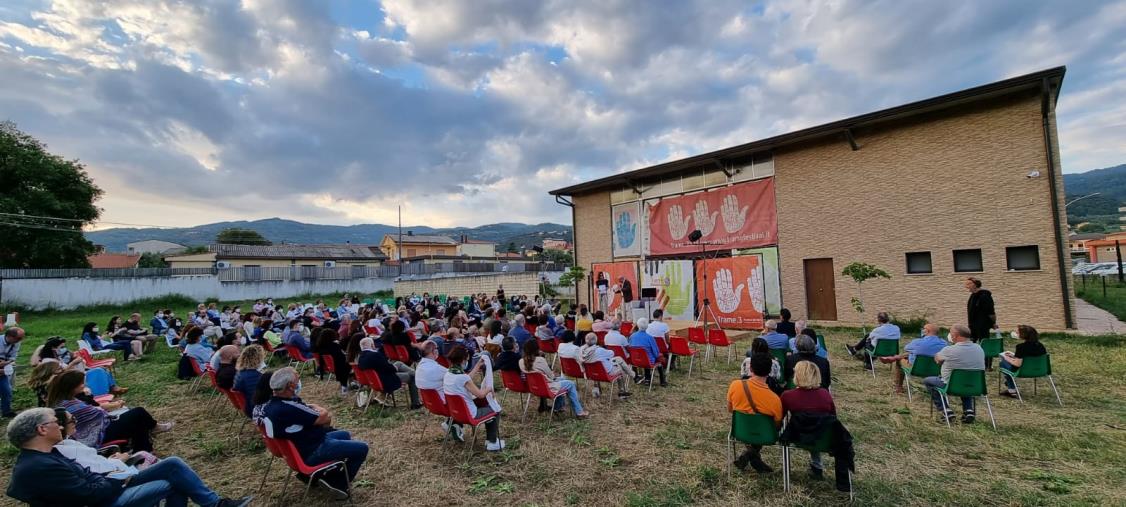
left=603, top=319, right=629, bottom=349
left=507, top=314, right=532, bottom=349
left=581, top=333, right=633, bottom=399
left=925, top=324, right=985, bottom=425
left=5, top=407, right=251, bottom=506
left=260, top=367, right=368, bottom=499
left=627, top=318, right=666, bottom=387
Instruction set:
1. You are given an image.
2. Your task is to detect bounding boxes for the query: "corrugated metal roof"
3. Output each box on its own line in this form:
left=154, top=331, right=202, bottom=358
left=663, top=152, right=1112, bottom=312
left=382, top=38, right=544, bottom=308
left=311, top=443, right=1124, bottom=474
left=382, top=234, right=458, bottom=245
left=214, top=244, right=386, bottom=260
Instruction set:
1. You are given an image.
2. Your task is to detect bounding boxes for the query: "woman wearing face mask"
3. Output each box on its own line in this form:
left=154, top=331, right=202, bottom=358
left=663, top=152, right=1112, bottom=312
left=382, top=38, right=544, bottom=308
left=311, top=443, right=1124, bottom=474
left=998, top=325, right=1048, bottom=398
left=87, top=321, right=141, bottom=361
left=48, top=370, right=173, bottom=452
left=443, top=345, right=505, bottom=451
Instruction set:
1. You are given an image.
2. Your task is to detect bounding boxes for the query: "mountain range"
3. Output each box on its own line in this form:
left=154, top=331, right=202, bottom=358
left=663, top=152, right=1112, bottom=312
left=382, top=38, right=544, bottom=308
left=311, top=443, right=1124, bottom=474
left=85, top=218, right=573, bottom=253
left=1062, top=163, right=1126, bottom=220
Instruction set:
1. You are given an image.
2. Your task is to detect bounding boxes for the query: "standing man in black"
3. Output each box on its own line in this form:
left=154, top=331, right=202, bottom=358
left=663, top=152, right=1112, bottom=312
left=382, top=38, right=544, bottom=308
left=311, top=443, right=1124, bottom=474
left=965, top=277, right=997, bottom=369
left=618, top=276, right=634, bottom=306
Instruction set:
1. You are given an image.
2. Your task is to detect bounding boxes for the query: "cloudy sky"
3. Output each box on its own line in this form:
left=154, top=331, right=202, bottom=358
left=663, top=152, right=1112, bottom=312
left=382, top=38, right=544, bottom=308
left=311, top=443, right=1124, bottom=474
left=1, top=0, right=1124, bottom=229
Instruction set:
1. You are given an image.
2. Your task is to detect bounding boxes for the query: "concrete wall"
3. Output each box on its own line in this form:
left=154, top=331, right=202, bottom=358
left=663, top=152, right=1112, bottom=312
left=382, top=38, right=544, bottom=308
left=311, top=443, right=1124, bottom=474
left=573, top=191, right=613, bottom=308
left=394, top=272, right=559, bottom=299
left=0, top=276, right=393, bottom=310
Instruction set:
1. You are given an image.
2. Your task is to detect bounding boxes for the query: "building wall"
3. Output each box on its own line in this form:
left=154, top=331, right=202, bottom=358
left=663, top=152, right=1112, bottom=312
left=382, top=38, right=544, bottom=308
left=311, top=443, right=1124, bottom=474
left=457, top=243, right=496, bottom=257
left=394, top=272, right=544, bottom=299
left=773, top=91, right=1071, bottom=330
left=1, top=276, right=393, bottom=310
left=127, top=240, right=185, bottom=255
left=573, top=191, right=613, bottom=307
left=167, top=256, right=379, bottom=269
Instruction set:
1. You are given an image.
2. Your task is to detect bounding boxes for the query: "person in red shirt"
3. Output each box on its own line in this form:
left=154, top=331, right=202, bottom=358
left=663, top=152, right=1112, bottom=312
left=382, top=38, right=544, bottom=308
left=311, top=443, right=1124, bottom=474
left=781, top=361, right=837, bottom=481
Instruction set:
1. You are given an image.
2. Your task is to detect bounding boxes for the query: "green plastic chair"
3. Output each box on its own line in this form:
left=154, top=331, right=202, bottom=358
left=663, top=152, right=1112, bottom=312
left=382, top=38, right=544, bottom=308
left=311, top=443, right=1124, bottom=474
left=999, top=354, right=1062, bottom=406
left=781, top=420, right=853, bottom=500
left=866, top=339, right=900, bottom=378
left=816, top=334, right=828, bottom=356
left=727, top=411, right=781, bottom=479
left=902, top=355, right=941, bottom=402
left=933, top=369, right=996, bottom=430
left=361, top=298, right=373, bottom=305
left=979, top=338, right=1003, bottom=358
left=771, top=348, right=788, bottom=367
left=462, top=296, right=471, bottom=305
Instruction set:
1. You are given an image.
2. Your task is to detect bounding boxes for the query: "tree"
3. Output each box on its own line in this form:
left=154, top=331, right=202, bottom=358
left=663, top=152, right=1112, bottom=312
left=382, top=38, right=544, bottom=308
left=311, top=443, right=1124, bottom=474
left=841, top=262, right=891, bottom=334
left=137, top=252, right=168, bottom=268
left=0, top=122, right=103, bottom=268
left=182, top=245, right=210, bottom=254
left=216, top=228, right=271, bottom=245
left=538, top=248, right=573, bottom=265
left=506, top=242, right=518, bottom=254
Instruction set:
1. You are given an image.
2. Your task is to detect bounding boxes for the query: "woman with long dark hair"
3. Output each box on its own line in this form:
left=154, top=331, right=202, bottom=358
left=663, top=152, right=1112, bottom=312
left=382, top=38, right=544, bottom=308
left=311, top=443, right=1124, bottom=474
left=48, top=370, right=172, bottom=452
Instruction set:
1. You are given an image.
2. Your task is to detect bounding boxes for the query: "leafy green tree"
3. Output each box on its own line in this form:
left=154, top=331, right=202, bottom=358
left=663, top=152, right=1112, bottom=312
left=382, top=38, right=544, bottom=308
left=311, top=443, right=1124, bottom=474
left=0, top=122, right=102, bottom=268
left=181, top=245, right=210, bottom=254
left=841, top=262, right=891, bottom=334
left=216, top=228, right=271, bottom=245
left=137, top=252, right=168, bottom=268
left=506, top=241, right=518, bottom=254
left=538, top=248, right=573, bottom=265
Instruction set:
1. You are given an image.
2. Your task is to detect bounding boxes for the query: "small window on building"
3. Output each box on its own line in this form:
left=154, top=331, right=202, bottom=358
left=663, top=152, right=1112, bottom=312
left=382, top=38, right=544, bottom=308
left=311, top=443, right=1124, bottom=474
left=905, top=252, right=932, bottom=274
left=406, top=248, right=417, bottom=257
left=437, top=249, right=446, bottom=255
left=1006, top=245, right=1040, bottom=271
left=953, top=249, right=983, bottom=273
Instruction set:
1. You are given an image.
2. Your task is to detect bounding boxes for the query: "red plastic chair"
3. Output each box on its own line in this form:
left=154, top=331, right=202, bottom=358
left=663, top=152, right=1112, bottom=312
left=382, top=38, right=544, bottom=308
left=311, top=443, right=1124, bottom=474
left=524, top=372, right=569, bottom=419
left=668, top=336, right=698, bottom=377
left=687, top=327, right=707, bottom=345
left=285, top=346, right=315, bottom=375
left=628, top=348, right=660, bottom=392
left=359, top=366, right=402, bottom=414
left=606, top=345, right=628, bottom=361
left=78, top=348, right=115, bottom=374
left=559, top=357, right=586, bottom=386
left=499, top=369, right=532, bottom=418
left=583, top=360, right=624, bottom=403
left=418, top=388, right=451, bottom=441
left=436, top=355, right=451, bottom=368
left=524, top=323, right=537, bottom=334
left=186, top=356, right=207, bottom=393
left=262, top=419, right=354, bottom=503
left=594, top=331, right=607, bottom=346
left=445, top=394, right=499, bottom=452
left=537, top=337, right=560, bottom=367
left=564, top=319, right=575, bottom=331
left=708, top=329, right=734, bottom=363
left=315, top=353, right=337, bottom=381
left=620, top=322, right=634, bottom=336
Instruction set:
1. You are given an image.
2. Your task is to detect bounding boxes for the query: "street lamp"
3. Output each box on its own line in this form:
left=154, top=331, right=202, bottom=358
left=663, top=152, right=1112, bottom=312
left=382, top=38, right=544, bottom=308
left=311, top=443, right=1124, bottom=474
left=1066, top=192, right=1100, bottom=208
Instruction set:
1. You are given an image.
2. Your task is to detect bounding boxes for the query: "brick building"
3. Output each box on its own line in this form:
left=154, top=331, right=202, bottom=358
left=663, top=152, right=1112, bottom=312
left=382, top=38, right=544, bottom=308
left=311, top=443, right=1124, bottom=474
left=550, top=67, right=1075, bottom=331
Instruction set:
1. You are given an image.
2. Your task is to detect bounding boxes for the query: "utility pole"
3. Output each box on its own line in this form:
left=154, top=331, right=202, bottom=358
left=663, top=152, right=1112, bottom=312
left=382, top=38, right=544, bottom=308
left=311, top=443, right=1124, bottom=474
left=397, top=205, right=403, bottom=276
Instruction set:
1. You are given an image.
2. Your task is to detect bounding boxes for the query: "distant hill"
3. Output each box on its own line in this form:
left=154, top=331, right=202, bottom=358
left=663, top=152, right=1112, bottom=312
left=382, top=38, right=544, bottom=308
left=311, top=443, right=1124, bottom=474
left=1063, top=163, right=1126, bottom=218
left=85, top=218, right=572, bottom=253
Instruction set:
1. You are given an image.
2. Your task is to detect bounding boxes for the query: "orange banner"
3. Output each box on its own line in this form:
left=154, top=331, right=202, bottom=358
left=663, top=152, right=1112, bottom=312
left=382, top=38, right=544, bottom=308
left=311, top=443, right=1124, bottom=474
left=591, top=261, right=638, bottom=317
left=695, top=255, right=765, bottom=329
left=648, top=178, right=777, bottom=255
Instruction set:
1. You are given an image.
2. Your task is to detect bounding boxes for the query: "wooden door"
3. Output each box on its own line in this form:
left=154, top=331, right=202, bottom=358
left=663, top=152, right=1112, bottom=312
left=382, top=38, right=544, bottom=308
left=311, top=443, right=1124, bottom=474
left=804, top=258, right=837, bottom=321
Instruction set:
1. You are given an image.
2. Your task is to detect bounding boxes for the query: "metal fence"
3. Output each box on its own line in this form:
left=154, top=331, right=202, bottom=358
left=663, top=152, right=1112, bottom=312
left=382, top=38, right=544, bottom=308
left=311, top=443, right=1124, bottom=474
left=0, top=268, right=217, bottom=279
left=0, top=263, right=564, bottom=281
left=216, top=265, right=400, bottom=282
left=396, top=262, right=564, bottom=276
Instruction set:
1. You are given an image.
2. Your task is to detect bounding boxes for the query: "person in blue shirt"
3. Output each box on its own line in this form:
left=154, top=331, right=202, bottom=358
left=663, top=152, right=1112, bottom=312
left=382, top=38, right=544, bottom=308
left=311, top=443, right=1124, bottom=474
left=282, top=320, right=312, bottom=359
left=150, top=310, right=168, bottom=336
left=507, top=314, right=532, bottom=349
left=182, top=328, right=214, bottom=370
left=884, top=323, right=948, bottom=394
left=759, top=320, right=790, bottom=350
left=627, top=318, right=666, bottom=386
left=846, top=311, right=901, bottom=369
left=260, top=367, right=368, bottom=500
left=789, top=326, right=828, bottom=358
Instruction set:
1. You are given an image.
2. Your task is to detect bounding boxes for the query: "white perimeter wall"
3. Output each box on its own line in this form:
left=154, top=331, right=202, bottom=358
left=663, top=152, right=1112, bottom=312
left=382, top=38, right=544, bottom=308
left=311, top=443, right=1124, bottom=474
left=0, top=276, right=394, bottom=310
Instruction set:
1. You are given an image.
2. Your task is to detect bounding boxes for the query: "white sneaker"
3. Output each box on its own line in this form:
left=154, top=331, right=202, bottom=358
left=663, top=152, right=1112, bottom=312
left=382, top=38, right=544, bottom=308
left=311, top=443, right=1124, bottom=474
left=592, top=386, right=601, bottom=399
left=355, top=391, right=368, bottom=408
left=452, top=424, right=465, bottom=442
left=441, top=420, right=451, bottom=437
left=485, top=439, right=506, bottom=452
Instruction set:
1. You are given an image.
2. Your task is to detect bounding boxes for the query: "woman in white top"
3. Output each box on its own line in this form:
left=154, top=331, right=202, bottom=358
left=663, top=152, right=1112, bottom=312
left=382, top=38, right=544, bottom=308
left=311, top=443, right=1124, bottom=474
left=443, top=345, right=504, bottom=451
left=519, top=340, right=588, bottom=418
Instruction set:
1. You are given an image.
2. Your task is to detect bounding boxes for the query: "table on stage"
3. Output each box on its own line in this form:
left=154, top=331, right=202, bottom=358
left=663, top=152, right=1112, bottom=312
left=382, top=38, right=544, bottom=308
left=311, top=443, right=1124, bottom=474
left=663, top=320, right=756, bottom=342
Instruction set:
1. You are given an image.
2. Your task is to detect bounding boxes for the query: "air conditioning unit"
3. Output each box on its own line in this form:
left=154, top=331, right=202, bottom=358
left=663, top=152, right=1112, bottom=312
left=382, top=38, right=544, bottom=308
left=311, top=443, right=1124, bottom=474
left=324, top=260, right=336, bottom=268
left=215, top=261, right=231, bottom=269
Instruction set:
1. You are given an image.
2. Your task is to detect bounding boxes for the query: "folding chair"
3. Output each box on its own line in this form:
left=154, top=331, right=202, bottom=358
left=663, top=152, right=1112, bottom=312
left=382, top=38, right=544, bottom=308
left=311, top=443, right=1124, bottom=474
left=627, top=348, right=662, bottom=392
left=668, top=336, right=698, bottom=377
left=445, top=394, right=499, bottom=453
left=525, top=372, right=570, bottom=419
left=727, top=411, right=782, bottom=479
left=867, top=340, right=900, bottom=378
left=999, top=354, right=1062, bottom=406
left=708, top=329, right=734, bottom=364
left=583, top=360, right=623, bottom=404
left=264, top=419, right=354, bottom=504
left=933, top=369, right=997, bottom=430
left=499, top=370, right=532, bottom=419
left=902, top=355, right=940, bottom=402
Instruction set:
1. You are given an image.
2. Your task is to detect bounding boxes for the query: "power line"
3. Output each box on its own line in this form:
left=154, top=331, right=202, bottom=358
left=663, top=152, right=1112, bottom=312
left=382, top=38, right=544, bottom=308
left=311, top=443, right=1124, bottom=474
left=0, top=212, right=174, bottom=228
left=0, top=221, right=85, bottom=233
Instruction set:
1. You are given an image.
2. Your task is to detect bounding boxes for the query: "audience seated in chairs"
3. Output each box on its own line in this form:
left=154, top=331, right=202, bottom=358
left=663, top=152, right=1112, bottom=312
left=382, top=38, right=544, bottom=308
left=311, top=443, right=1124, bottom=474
left=357, top=337, right=421, bottom=409
left=999, top=325, right=1048, bottom=398
left=603, top=319, right=629, bottom=349
left=105, top=316, right=145, bottom=360
left=212, top=345, right=240, bottom=391
left=727, top=354, right=783, bottom=473
left=627, top=318, right=667, bottom=387
left=784, top=335, right=832, bottom=389
left=315, top=329, right=353, bottom=396
left=260, top=367, right=369, bottom=500
left=742, top=338, right=784, bottom=395
left=780, top=362, right=854, bottom=493
left=233, top=345, right=265, bottom=417
left=182, top=328, right=214, bottom=370
left=83, top=321, right=141, bottom=360
left=415, top=340, right=464, bottom=441
left=282, top=320, right=313, bottom=360
left=519, top=340, right=588, bottom=418
left=925, top=324, right=984, bottom=425
left=580, top=333, right=633, bottom=400
left=759, top=319, right=790, bottom=351
left=882, top=323, right=947, bottom=394
left=443, top=345, right=505, bottom=451
left=5, top=407, right=251, bottom=507
left=846, top=311, right=901, bottom=370
left=47, top=370, right=173, bottom=453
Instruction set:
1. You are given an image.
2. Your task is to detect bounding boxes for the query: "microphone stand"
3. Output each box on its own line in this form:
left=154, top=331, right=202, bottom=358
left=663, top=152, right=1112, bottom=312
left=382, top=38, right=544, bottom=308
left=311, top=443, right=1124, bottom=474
left=692, top=239, right=724, bottom=364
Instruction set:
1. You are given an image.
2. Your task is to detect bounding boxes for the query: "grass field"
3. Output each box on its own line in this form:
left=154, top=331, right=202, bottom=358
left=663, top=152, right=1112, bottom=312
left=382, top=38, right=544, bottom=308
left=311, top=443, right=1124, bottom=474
left=0, top=297, right=1124, bottom=507
left=1075, top=275, right=1126, bottom=322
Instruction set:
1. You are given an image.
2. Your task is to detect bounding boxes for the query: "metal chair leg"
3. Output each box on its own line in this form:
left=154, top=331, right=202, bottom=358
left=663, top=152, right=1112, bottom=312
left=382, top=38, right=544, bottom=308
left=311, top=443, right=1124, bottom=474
left=688, top=354, right=695, bottom=378
left=782, top=445, right=790, bottom=492
left=939, top=393, right=952, bottom=429
left=983, top=395, right=997, bottom=431
left=905, top=376, right=913, bottom=402
left=1048, top=375, right=1063, bottom=406
left=257, top=456, right=275, bottom=495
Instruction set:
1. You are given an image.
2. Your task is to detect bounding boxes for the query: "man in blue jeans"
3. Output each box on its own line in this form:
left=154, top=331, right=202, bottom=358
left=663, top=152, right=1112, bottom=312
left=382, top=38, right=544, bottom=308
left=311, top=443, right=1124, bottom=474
left=925, top=324, right=985, bottom=425
left=6, top=407, right=251, bottom=506
left=0, top=327, right=25, bottom=418
left=261, top=367, right=369, bottom=500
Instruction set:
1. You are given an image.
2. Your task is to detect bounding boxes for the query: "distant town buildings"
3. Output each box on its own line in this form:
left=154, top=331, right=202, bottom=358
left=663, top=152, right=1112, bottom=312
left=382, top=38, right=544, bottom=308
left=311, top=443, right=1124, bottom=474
left=126, top=239, right=186, bottom=255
